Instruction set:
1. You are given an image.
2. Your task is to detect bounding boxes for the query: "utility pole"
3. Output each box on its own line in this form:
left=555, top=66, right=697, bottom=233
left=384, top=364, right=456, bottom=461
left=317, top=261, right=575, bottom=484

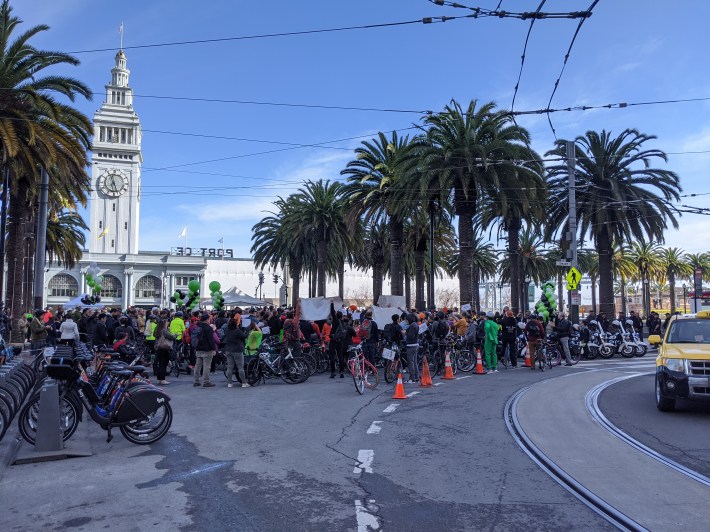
left=428, top=201, right=436, bottom=310
left=32, top=169, right=50, bottom=311
left=567, top=141, right=579, bottom=324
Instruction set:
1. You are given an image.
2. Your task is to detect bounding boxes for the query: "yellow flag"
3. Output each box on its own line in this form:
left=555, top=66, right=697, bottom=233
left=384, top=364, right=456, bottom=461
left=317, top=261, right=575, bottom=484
left=98, top=226, right=109, bottom=239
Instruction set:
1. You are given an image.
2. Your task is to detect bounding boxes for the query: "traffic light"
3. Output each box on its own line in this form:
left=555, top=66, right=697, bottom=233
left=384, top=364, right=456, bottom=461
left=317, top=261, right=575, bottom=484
left=273, top=274, right=279, bottom=283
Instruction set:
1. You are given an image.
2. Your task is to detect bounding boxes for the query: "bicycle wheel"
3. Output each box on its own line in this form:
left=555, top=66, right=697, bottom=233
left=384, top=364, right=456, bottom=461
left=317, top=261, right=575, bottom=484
left=537, top=348, right=545, bottom=371
left=384, top=359, right=399, bottom=384
left=570, top=346, right=581, bottom=365
left=246, top=358, right=263, bottom=386
left=315, top=348, right=330, bottom=374
left=0, top=404, right=7, bottom=441
left=363, top=361, right=379, bottom=390
left=456, top=350, right=475, bottom=372
left=120, top=402, right=173, bottom=445
left=17, top=392, right=80, bottom=445
left=351, top=361, right=365, bottom=395
left=550, top=347, right=561, bottom=366
left=547, top=349, right=554, bottom=369
left=0, top=383, right=21, bottom=414
left=281, top=358, right=309, bottom=384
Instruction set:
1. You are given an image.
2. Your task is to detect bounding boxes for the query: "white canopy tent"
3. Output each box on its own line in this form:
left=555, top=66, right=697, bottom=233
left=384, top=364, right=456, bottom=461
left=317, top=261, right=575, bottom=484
left=219, top=287, right=269, bottom=308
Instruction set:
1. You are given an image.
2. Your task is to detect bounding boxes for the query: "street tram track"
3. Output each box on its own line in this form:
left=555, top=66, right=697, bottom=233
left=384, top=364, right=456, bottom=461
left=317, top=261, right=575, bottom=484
left=585, top=372, right=710, bottom=488
left=505, top=380, right=647, bottom=532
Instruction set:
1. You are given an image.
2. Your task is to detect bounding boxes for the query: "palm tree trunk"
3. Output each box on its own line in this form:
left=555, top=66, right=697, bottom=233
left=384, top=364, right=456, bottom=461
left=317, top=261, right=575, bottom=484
left=597, top=227, right=615, bottom=316
left=557, top=272, right=564, bottom=313
left=291, top=263, right=301, bottom=306
left=5, top=179, right=31, bottom=341
left=591, top=274, right=598, bottom=314
left=316, top=235, right=326, bottom=297
left=473, top=270, right=481, bottom=311
left=620, top=277, right=627, bottom=316
left=457, top=202, right=475, bottom=308
left=338, top=259, right=345, bottom=300
left=372, top=263, right=381, bottom=304
left=389, top=218, right=404, bottom=296
left=669, top=272, right=676, bottom=314
left=405, top=274, right=412, bottom=310
left=414, top=248, right=425, bottom=310
left=507, top=219, right=521, bottom=315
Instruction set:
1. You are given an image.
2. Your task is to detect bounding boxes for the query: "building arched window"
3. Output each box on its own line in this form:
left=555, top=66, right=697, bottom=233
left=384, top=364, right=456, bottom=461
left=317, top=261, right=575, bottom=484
left=48, top=274, right=79, bottom=297
left=135, top=275, right=161, bottom=299
left=100, top=274, right=122, bottom=298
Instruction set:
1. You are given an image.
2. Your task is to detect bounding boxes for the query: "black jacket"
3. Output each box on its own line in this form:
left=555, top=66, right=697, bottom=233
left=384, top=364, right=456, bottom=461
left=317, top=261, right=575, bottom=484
left=95, top=322, right=109, bottom=345
left=195, top=322, right=217, bottom=351
left=501, top=316, right=518, bottom=339
left=224, top=326, right=247, bottom=352
left=554, top=319, right=572, bottom=338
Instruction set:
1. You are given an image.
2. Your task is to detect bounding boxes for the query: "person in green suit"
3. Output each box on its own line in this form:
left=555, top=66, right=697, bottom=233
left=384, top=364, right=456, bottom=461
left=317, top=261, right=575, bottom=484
left=483, top=311, right=500, bottom=372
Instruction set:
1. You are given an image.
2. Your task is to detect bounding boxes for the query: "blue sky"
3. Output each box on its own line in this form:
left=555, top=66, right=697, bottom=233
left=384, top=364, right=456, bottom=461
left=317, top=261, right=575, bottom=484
left=16, top=0, right=710, bottom=257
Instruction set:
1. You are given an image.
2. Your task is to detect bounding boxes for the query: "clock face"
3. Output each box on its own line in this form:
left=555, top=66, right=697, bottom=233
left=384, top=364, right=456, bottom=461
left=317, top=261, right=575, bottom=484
left=99, top=172, right=129, bottom=197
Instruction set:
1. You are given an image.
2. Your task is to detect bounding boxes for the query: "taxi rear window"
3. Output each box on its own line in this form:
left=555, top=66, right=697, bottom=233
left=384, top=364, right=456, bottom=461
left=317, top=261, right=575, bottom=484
left=667, top=319, right=710, bottom=344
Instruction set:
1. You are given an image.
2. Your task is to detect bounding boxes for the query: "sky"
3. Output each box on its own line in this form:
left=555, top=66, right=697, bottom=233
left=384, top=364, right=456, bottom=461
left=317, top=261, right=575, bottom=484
left=15, top=0, right=710, bottom=258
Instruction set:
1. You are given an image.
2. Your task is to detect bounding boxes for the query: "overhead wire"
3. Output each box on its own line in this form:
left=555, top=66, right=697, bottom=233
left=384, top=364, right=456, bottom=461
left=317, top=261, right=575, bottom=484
left=67, top=14, right=479, bottom=55
left=545, top=0, right=601, bottom=137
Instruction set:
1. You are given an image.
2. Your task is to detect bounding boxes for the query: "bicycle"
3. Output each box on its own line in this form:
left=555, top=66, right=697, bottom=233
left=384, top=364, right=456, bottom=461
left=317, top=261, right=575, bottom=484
left=246, top=344, right=309, bottom=385
left=347, top=344, right=379, bottom=395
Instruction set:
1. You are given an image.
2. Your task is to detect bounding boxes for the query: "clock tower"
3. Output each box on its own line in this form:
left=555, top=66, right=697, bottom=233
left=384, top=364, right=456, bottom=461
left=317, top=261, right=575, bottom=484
left=89, top=49, right=142, bottom=255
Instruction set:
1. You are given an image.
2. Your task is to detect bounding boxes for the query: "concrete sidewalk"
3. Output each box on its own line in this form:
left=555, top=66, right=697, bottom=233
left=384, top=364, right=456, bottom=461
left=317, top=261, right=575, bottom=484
left=516, top=370, right=710, bottom=530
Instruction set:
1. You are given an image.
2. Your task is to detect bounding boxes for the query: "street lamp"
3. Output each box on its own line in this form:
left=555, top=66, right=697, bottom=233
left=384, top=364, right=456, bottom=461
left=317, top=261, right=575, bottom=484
left=498, top=281, right=503, bottom=309
left=683, top=283, right=687, bottom=314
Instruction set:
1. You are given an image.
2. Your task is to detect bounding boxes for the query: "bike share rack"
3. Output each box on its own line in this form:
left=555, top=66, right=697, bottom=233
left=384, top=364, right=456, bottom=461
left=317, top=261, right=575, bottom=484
left=12, top=344, right=92, bottom=465
left=0, top=340, right=33, bottom=443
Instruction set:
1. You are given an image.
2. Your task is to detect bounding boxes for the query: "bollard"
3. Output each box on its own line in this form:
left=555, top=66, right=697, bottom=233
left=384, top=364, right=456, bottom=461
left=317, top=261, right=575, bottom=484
left=34, top=378, right=63, bottom=452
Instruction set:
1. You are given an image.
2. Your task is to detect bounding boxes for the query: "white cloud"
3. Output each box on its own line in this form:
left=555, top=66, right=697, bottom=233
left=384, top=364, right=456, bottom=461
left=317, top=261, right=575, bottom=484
left=662, top=216, right=710, bottom=253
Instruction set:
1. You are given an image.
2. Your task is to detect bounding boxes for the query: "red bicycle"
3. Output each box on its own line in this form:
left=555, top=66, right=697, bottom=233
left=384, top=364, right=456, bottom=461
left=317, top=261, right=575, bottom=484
left=347, top=345, right=379, bottom=395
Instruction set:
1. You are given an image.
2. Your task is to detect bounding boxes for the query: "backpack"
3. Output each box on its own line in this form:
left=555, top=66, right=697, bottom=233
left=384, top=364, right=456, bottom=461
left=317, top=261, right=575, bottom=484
left=190, top=324, right=203, bottom=349
left=382, top=323, right=394, bottom=342
left=435, top=320, right=449, bottom=339
left=359, top=319, right=372, bottom=341
left=333, top=323, right=347, bottom=343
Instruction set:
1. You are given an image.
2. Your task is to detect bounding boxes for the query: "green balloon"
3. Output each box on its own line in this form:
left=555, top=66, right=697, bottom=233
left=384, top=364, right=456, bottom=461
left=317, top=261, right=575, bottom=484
left=208, top=281, right=221, bottom=292
left=86, top=273, right=93, bottom=282
left=87, top=280, right=96, bottom=288
left=94, top=284, right=103, bottom=292
left=542, top=311, right=549, bottom=319
left=188, top=280, right=200, bottom=292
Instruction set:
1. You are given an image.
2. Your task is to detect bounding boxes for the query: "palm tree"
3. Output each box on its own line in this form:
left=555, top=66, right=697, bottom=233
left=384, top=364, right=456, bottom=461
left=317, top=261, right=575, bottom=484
left=290, top=180, right=347, bottom=297
left=441, top=235, right=498, bottom=310
left=403, top=206, right=456, bottom=310
left=0, top=1, right=92, bottom=330
left=354, top=221, right=389, bottom=303
left=419, top=99, right=538, bottom=307
left=479, top=148, right=546, bottom=315
left=45, top=210, right=87, bottom=268
left=685, top=252, right=710, bottom=281
left=546, top=129, right=681, bottom=317
left=341, top=131, right=420, bottom=297
left=659, top=247, right=691, bottom=313
left=252, top=195, right=308, bottom=305
left=628, top=242, right=662, bottom=316
left=577, top=249, right=599, bottom=312
left=611, top=243, right=637, bottom=315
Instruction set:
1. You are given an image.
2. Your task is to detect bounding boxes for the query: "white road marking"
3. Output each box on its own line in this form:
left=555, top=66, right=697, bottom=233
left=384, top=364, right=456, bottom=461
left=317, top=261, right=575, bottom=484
left=353, top=450, right=374, bottom=474
left=355, top=499, right=380, bottom=531
left=366, top=421, right=383, bottom=434
left=406, top=391, right=421, bottom=398
left=455, top=375, right=472, bottom=380
left=433, top=382, right=442, bottom=386
left=383, top=403, right=399, bottom=413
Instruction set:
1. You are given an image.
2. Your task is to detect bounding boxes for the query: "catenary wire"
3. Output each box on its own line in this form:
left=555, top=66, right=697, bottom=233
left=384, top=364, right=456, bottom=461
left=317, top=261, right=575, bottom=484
left=545, top=0, right=601, bottom=137
left=68, top=15, right=479, bottom=55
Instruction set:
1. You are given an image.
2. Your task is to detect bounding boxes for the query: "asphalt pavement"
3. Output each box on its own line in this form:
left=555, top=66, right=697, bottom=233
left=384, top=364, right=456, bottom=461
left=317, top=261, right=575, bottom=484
left=0, top=356, right=672, bottom=531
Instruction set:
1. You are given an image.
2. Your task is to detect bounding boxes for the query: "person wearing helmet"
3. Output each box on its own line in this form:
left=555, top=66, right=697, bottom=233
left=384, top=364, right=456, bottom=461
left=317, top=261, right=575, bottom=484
left=524, top=314, right=546, bottom=370
left=483, top=311, right=500, bottom=372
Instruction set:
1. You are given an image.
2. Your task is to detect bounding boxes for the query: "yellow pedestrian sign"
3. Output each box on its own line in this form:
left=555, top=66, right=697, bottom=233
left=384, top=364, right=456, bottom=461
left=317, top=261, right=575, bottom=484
left=566, top=267, right=581, bottom=290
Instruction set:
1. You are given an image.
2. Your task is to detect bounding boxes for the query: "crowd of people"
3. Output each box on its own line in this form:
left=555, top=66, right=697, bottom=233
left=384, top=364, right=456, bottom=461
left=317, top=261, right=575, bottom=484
left=8, top=301, right=668, bottom=388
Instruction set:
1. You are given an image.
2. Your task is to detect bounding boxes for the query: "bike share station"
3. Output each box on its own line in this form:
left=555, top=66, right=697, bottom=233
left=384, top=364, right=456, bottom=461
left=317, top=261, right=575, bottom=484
left=11, top=345, right=92, bottom=466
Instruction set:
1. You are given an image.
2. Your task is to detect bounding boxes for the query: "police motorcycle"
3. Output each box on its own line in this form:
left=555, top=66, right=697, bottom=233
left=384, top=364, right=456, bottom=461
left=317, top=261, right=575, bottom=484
left=599, top=319, right=636, bottom=358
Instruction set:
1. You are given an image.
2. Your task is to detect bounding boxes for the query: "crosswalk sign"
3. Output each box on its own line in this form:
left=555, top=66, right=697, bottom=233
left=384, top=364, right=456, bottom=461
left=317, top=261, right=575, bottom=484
left=566, top=267, right=581, bottom=290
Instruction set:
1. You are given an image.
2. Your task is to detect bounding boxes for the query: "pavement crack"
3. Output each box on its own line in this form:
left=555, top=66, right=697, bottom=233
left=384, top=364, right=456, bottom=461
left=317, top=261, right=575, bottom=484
left=334, top=387, right=389, bottom=446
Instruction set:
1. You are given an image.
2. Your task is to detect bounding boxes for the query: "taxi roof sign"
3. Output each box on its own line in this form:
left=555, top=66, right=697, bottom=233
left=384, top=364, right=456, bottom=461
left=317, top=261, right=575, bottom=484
left=697, top=310, right=710, bottom=319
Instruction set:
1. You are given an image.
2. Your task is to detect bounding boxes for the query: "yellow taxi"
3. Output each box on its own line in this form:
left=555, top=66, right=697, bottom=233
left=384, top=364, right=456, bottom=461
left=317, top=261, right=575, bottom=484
left=650, top=310, right=710, bottom=411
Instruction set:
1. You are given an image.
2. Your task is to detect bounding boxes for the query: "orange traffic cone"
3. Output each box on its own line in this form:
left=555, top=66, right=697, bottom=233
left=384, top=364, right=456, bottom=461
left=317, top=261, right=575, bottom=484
left=419, top=357, right=433, bottom=387
left=442, top=351, right=455, bottom=380
left=392, top=373, right=407, bottom=399
left=474, top=349, right=487, bottom=375
left=524, top=347, right=532, bottom=368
